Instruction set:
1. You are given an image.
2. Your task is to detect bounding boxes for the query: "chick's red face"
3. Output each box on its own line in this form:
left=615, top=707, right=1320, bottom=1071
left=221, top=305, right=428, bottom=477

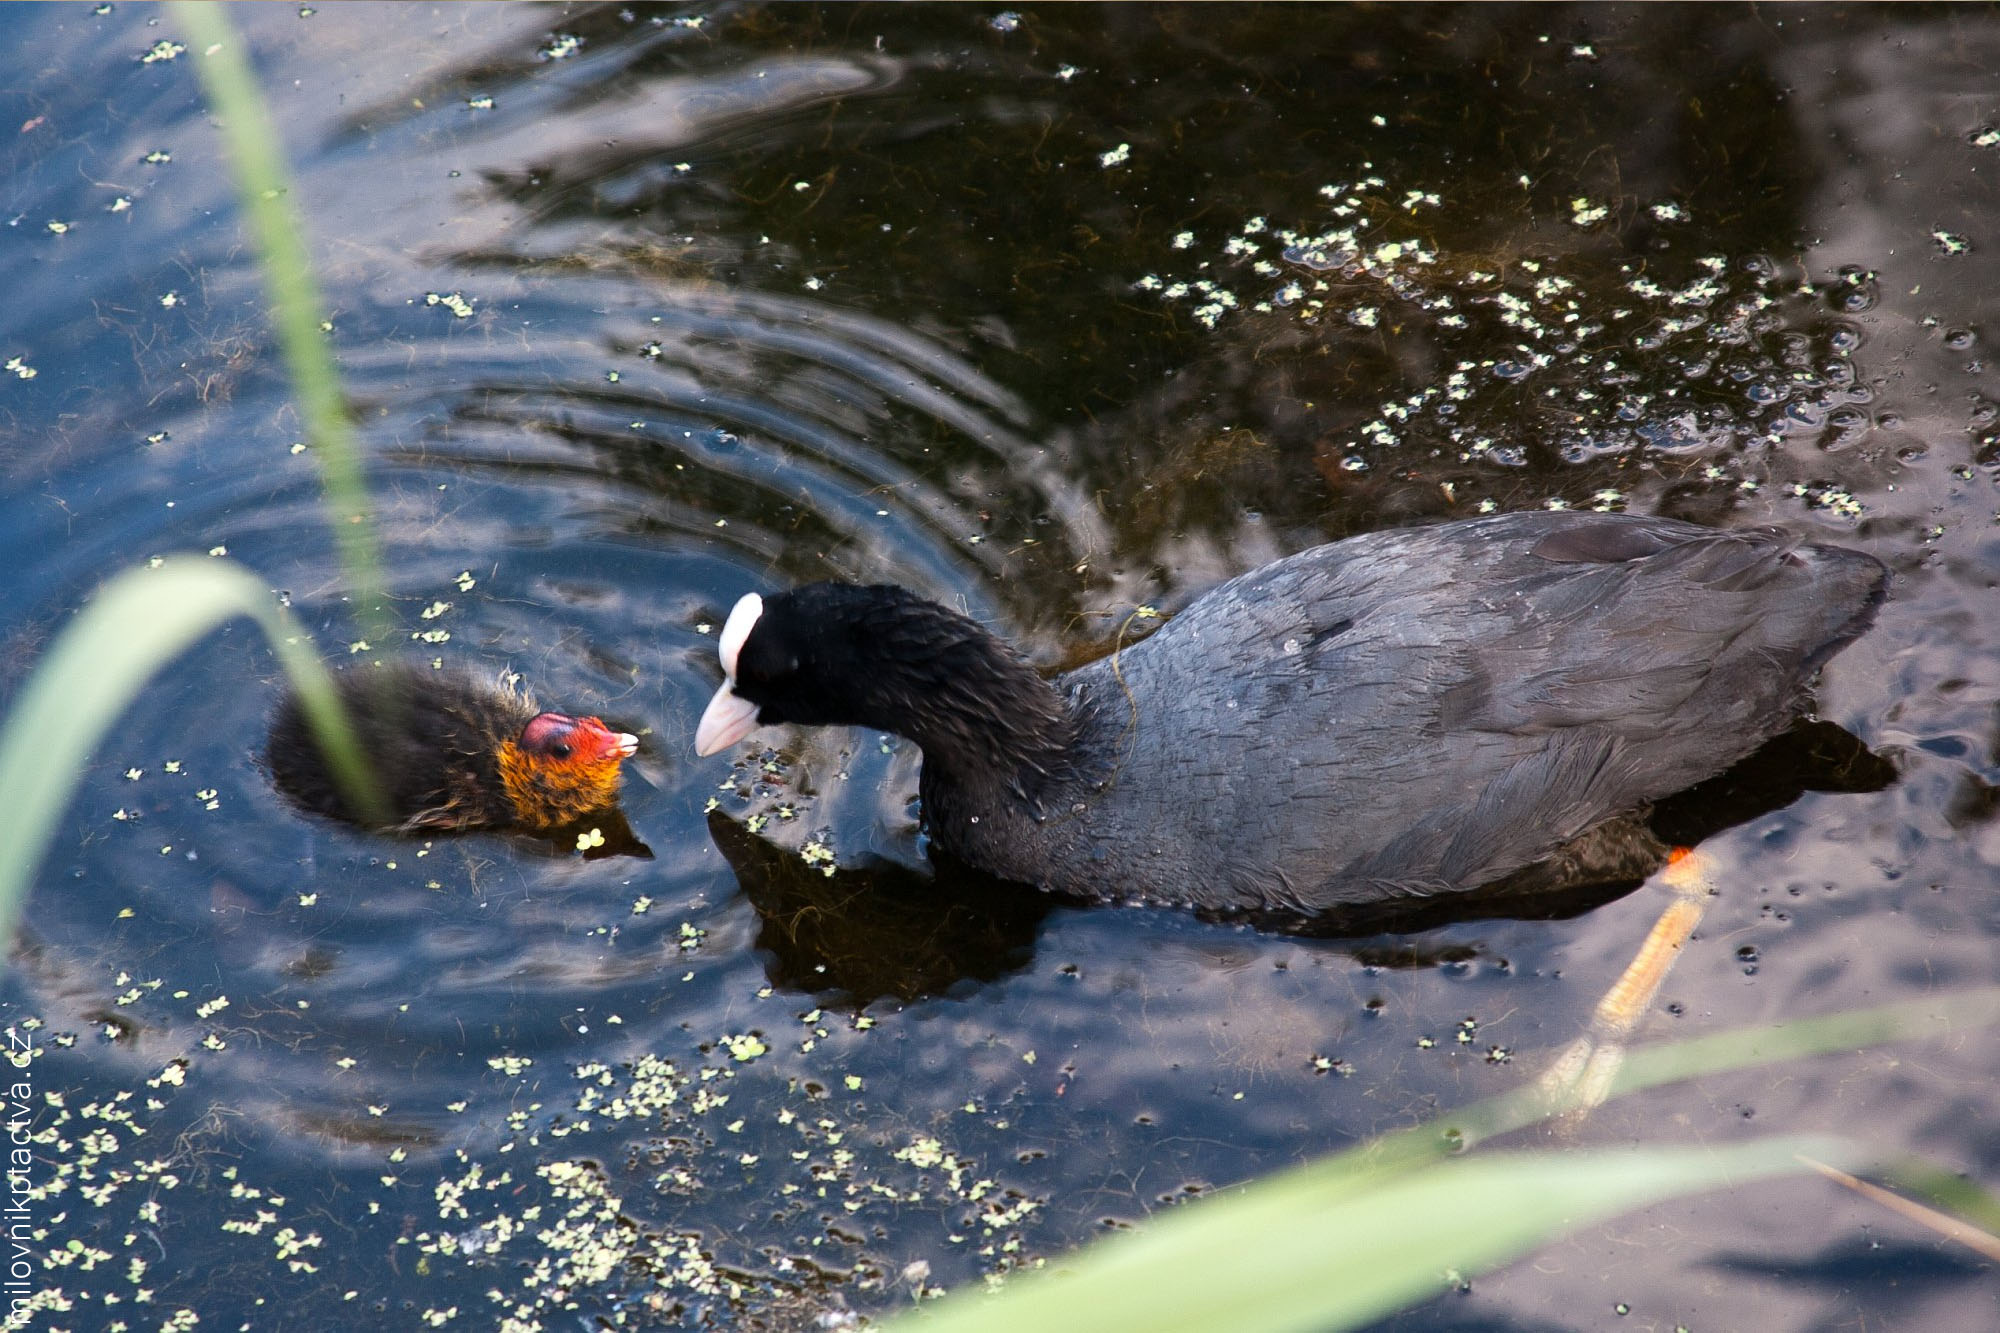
left=519, top=712, right=640, bottom=767
left=498, top=712, right=640, bottom=831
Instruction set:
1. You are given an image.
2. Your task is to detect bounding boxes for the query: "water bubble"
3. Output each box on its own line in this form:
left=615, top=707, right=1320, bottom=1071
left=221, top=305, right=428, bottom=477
left=1830, top=266, right=1878, bottom=312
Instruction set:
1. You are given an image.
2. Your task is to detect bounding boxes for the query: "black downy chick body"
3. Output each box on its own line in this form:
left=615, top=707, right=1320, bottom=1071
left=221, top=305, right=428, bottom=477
left=268, top=662, right=638, bottom=834
left=696, top=512, right=1884, bottom=916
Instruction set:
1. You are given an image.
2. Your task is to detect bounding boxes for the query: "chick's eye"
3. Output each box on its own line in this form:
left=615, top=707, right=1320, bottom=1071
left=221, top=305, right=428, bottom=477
left=519, top=713, right=582, bottom=756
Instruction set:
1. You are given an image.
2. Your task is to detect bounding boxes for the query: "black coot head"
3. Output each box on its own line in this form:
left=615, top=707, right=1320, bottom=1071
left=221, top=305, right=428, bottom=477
left=695, top=584, right=894, bottom=754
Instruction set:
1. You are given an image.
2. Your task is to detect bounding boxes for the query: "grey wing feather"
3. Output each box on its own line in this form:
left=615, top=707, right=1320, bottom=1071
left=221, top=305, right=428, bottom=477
left=1065, top=513, right=1883, bottom=911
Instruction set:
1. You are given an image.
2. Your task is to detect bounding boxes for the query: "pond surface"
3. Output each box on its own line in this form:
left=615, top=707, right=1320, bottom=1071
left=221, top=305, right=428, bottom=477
left=5, top=4, right=1999, bottom=1330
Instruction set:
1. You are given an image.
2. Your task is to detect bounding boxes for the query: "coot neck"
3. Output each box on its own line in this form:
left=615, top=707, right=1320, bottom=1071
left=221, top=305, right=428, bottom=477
left=864, top=617, right=1082, bottom=808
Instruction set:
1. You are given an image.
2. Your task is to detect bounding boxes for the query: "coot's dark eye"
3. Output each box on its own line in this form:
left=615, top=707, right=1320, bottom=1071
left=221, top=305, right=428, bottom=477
left=550, top=743, right=573, bottom=760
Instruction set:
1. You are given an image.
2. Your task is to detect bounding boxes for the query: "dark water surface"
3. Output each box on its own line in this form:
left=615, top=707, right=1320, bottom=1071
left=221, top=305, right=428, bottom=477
left=5, top=4, right=1999, bottom=1329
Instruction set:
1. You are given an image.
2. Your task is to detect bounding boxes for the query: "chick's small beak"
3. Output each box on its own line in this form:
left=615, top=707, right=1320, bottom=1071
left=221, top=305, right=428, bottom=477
left=695, top=679, right=760, bottom=756
left=570, top=717, right=639, bottom=763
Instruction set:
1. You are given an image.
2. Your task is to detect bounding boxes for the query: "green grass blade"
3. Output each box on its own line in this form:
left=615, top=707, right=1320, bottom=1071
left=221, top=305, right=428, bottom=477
left=172, top=1, right=387, bottom=642
left=0, top=559, right=382, bottom=936
left=1602, top=987, right=2000, bottom=1097
left=890, top=1136, right=1853, bottom=1333
left=888, top=988, right=2000, bottom=1333
left=1341, top=986, right=2000, bottom=1194
left=1870, top=1152, right=2000, bottom=1241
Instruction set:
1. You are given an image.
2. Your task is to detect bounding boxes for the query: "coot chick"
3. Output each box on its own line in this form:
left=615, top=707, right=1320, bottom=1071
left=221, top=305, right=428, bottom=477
left=695, top=512, right=1884, bottom=916
left=268, top=662, right=638, bottom=834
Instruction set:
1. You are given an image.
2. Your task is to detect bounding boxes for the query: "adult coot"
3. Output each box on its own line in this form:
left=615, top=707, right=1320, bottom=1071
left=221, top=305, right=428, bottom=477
left=694, top=512, right=1884, bottom=917
left=268, top=662, right=638, bottom=834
